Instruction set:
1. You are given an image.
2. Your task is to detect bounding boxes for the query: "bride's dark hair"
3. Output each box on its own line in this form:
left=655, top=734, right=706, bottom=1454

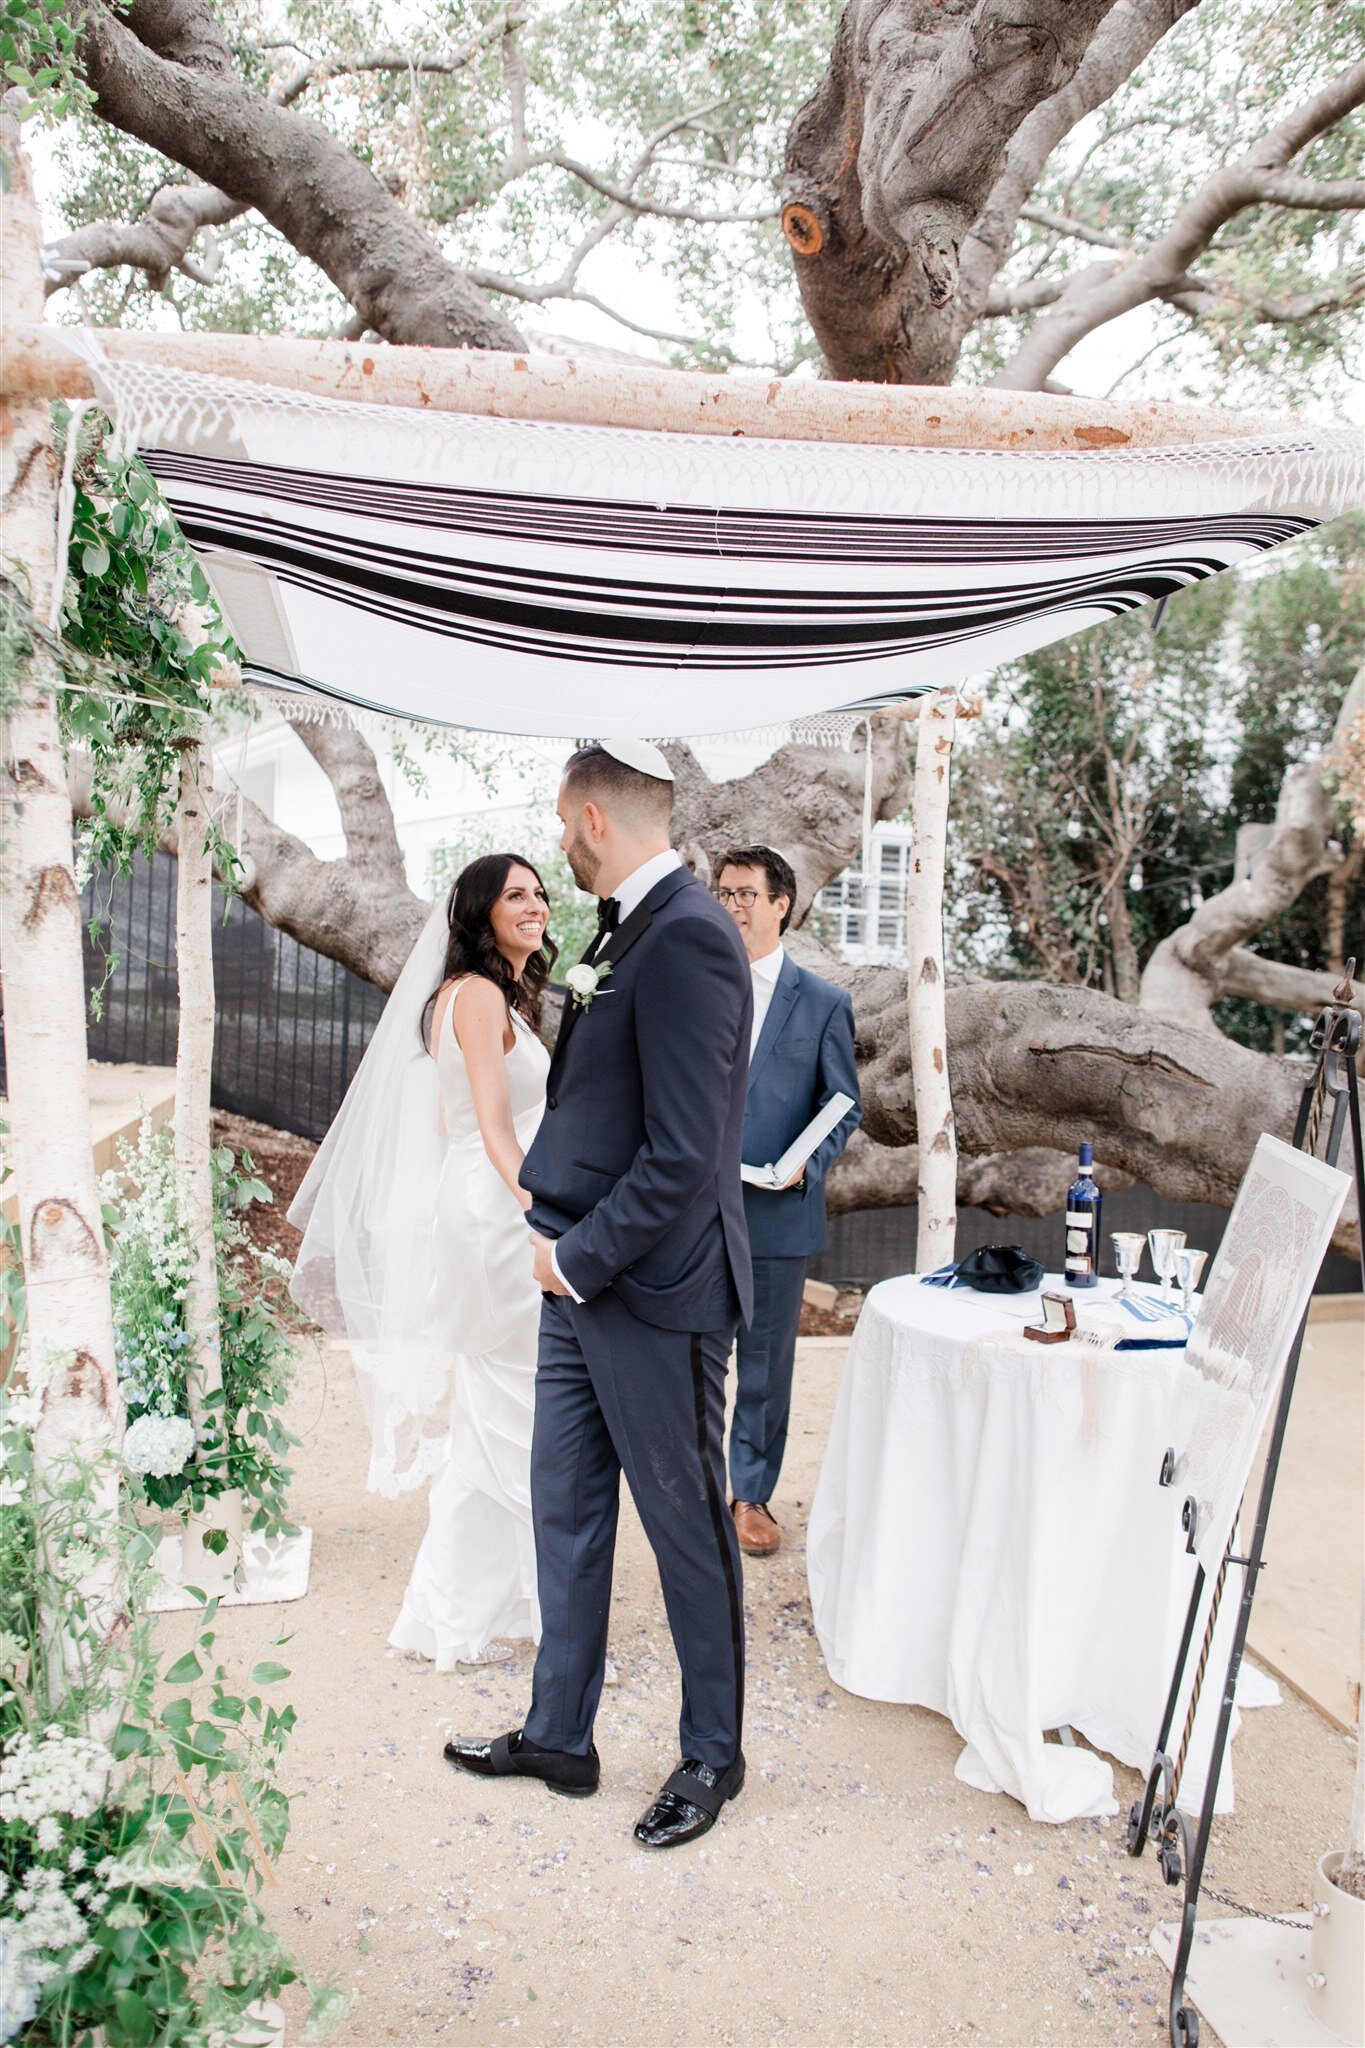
left=421, top=852, right=558, bottom=1046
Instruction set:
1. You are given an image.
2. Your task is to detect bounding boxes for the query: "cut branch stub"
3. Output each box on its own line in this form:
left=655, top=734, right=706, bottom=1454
left=781, top=201, right=827, bottom=257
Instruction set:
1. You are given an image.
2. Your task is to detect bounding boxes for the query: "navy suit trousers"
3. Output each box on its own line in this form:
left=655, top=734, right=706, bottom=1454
left=729, top=1254, right=807, bottom=1504
left=523, top=1292, right=745, bottom=1770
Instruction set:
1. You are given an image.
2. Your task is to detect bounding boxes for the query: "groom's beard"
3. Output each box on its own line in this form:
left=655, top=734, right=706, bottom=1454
left=565, top=825, right=601, bottom=894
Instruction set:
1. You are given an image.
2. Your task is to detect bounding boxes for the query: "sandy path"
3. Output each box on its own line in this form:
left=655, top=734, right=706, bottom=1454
left=154, top=1334, right=1355, bottom=2048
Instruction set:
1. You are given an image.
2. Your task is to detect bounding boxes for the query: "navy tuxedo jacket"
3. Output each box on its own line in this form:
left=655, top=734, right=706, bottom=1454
left=520, top=866, right=754, bottom=1333
left=742, top=954, right=860, bottom=1261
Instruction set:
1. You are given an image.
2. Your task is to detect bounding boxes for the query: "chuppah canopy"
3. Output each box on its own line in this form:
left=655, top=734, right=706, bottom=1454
left=59, top=345, right=1360, bottom=738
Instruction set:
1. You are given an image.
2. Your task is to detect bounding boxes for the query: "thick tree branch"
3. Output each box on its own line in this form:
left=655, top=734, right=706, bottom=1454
left=76, top=4, right=527, bottom=352
left=958, top=0, right=1199, bottom=314
left=788, top=931, right=1359, bottom=1258
left=992, top=58, right=1365, bottom=389
left=666, top=711, right=916, bottom=919
left=1219, top=949, right=1365, bottom=1023
left=825, top=1131, right=1136, bottom=1218
left=44, top=181, right=243, bottom=296
left=780, top=0, right=1151, bottom=382
left=67, top=749, right=428, bottom=991
left=57, top=7, right=513, bottom=300
left=1139, top=766, right=1341, bottom=1029
left=287, top=721, right=407, bottom=879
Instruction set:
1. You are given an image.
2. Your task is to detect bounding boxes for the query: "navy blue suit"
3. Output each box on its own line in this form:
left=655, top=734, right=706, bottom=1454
left=519, top=865, right=752, bottom=1769
left=733, top=952, right=859, bottom=1504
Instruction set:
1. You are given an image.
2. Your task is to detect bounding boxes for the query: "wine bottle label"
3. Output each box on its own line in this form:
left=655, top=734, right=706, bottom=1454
left=1065, top=1210, right=1094, bottom=1227
left=1066, top=1227, right=1091, bottom=1253
left=1065, top=1254, right=1091, bottom=1273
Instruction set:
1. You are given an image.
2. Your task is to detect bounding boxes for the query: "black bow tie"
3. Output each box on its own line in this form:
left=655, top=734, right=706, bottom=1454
left=596, top=896, right=621, bottom=934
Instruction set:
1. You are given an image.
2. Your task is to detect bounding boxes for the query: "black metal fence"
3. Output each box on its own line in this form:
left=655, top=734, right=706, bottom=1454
left=810, top=1181, right=1360, bottom=1293
left=0, top=850, right=387, bottom=1143
left=1, top=851, right=1356, bottom=1289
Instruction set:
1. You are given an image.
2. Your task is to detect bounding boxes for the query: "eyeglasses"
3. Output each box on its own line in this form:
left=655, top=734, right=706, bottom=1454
left=715, top=887, right=773, bottom=909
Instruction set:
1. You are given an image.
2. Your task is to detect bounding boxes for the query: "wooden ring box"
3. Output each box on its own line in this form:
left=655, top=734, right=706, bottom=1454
left=1023, top=1291, right=1077, bottom=1344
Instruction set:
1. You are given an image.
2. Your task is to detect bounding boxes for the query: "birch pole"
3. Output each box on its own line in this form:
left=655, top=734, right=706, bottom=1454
left=0, top=117, right=122, bottom=1675
left=905, top=686, right=961, bottom=1270
left=173, top=740, right=224, bottom=1458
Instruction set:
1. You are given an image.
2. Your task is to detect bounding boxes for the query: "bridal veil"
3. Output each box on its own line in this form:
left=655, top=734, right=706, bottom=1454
left=288, top=903, right=456, bottom=1496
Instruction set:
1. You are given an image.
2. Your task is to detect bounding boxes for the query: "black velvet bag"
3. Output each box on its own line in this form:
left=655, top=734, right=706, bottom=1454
left=954, top=1244, right=1045, bottom=1294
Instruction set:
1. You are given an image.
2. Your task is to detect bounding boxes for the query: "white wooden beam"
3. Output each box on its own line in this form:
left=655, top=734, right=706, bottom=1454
left=2, top=321, right=1286, bottom=452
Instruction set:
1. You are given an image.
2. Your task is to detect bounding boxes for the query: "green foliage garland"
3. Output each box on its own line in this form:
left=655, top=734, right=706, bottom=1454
left=0, top=1342, right=340, bottom=2045
left=103, top=1120, right=301, bottom=1539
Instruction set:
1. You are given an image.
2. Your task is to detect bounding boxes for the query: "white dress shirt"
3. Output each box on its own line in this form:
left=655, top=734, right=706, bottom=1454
left=748, top=941, right=785, bottom=1059
left=550, top=847, right=684, bottom=1301
left=610, top=846, right=683, bottom=923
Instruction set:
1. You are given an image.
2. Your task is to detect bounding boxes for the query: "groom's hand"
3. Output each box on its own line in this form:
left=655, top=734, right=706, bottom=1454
left=530, top=1231, right=571, bottom=1296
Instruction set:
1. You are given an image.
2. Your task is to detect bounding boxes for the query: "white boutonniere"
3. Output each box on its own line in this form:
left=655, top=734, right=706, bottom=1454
left=565, top=960, right=613, bottom=1011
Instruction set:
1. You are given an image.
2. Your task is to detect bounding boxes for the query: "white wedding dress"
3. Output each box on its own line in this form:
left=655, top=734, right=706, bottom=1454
left=388, top=982, right=548, bottom=1669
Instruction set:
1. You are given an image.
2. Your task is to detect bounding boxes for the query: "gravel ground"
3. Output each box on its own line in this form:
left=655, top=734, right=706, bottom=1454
left=151, top=1327, right=1356, bottom=2048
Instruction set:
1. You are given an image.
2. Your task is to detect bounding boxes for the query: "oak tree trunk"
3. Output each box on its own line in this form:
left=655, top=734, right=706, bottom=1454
left=780, top=1, right=1120, bottom=382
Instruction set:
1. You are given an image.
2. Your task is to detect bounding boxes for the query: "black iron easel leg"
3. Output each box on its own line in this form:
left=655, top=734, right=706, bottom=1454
left=1159, top=1304, right=1309, bottom=2046
left=1128, top=1559, right=1205, bottom=1857
left=1131, top=969, right=1364, bottom=2048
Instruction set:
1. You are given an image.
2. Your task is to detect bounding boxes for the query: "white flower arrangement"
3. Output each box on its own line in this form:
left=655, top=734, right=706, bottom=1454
left=0, top=1921, right=41, bottom=2039
left=0, top=1728, right=112, bottom=1827
left=565, top=959, right=613, bottom=1011
left=122, top=1412, right=196, bottom=1480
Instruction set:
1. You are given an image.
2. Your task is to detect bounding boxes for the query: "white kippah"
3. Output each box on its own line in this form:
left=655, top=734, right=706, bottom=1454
left=598, top=736, right=675, bottom=783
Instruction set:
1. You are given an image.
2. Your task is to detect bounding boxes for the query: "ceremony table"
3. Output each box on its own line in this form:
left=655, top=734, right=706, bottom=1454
left=807, top=1273, right=1274, bottom=1824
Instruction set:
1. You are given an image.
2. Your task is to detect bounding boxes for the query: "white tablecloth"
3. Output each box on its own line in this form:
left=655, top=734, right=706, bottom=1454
left=808, top=1274, right=1273, bottom=1824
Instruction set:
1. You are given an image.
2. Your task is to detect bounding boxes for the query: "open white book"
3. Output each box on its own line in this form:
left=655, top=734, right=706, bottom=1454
left=741, top=1092, right=856, bottom=1190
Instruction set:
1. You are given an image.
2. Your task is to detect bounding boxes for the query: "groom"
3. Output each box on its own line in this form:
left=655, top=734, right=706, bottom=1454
left=445, top=739, right=754, bottom=1849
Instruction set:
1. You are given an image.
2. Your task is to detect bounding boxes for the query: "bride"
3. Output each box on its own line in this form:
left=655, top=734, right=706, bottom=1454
left=289, top=853, right=552, bottom=1667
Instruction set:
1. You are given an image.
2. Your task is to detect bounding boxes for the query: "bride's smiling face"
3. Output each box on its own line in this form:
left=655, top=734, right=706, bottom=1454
left=490, top=864, right=550, bottom=974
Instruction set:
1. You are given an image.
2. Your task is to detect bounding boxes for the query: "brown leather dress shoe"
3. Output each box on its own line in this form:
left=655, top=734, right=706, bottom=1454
left=732, top=1500, right=780, bottom=1556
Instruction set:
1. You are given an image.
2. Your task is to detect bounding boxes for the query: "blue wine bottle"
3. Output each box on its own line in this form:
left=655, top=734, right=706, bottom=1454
left=1063, top=1141, right=1102, bottom=1288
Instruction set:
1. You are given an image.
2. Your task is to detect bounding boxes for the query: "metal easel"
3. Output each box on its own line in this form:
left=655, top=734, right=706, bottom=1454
left=1126, top=963, right=1365, bottom=2048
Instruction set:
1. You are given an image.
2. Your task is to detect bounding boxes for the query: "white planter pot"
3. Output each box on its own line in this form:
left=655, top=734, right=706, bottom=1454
left=179, top=1487, right=244, bottom=1597
left=230, top=1999, right=285, bottom=2048
left=1309, top=1849, right=1364, bottom=2044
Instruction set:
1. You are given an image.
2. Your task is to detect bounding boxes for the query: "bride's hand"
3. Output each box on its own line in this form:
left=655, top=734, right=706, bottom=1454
left=517, top=1188, right=533, bottom=1213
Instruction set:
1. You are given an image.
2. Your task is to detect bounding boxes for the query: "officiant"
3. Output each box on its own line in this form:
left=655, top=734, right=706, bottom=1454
left=716, top=846, right=860, bottom=1558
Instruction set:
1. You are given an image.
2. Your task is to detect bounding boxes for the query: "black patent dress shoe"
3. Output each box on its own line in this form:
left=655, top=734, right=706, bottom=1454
left=633, top=1753, right=745, bottom=1848
left=443, top=1729, right=599, bottom=1798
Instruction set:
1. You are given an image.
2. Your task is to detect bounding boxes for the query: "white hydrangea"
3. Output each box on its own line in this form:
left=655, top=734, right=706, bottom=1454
left=0, top=1631, right=24, bottom=1674
left=0, top=1729, right=111, bottom=1827
left=0, top=1921, right=41, bottom=2040
left=0, top=1479, right=27, bottom=1509
left=122, top=1411, right=196, bottom=1479
left=34, top=1816, right=62, bottom=1854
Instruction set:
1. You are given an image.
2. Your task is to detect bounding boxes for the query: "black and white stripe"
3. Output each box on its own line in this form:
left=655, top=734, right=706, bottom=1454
left=148, top=447, right=1312, bottom=680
